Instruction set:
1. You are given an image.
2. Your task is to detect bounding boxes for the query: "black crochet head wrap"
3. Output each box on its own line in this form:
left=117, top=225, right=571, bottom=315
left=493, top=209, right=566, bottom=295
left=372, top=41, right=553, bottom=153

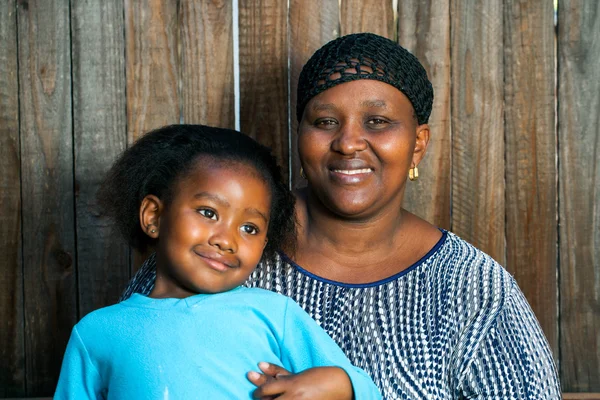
left=296, top=32, right=434, bottom=124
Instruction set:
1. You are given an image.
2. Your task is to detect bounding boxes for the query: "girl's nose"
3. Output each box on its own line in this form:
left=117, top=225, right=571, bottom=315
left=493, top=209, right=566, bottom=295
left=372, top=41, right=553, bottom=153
left=331, top=121, right=368, bottom=155
left=208, top=227, right=237, bottom=253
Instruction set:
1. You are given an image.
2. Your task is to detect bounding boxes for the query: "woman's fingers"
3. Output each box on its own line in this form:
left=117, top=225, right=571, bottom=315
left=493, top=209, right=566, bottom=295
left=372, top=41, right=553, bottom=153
left=247, top=362, right=291, bottom=388
left=258, top=362, right=291, bottom=378
left=247, top=370, right=270, bottom=387
left=252, top=374, right=292, bottom=399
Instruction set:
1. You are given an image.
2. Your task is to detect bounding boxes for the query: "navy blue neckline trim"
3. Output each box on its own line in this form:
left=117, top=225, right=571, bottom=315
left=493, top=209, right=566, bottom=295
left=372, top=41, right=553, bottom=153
left=277, top=229, right=448, bottom=288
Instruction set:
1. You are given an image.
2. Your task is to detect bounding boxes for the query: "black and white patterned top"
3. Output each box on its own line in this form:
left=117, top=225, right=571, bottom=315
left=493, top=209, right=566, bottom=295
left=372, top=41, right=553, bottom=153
left=121, top=230, right=561, bottom=399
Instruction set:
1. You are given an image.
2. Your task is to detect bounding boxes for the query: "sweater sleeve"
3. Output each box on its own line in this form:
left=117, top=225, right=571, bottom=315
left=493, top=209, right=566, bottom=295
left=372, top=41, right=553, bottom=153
left=458, top=281, right=561, bottom=399
left=54, top=326, right=104, bottom=400
left=280, top=298, right=382, bottom=399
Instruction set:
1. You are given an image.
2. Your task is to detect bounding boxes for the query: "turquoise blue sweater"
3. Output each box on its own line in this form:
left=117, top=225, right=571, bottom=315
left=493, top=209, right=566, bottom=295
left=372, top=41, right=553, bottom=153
left=55, top=286, right=381, bottom=399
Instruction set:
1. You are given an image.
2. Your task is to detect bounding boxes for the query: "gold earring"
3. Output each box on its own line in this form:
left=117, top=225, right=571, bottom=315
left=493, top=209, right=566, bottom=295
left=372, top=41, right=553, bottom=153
left=300, top=167, right=306, bottom=179
left=409, top=166, right=419, bottom=181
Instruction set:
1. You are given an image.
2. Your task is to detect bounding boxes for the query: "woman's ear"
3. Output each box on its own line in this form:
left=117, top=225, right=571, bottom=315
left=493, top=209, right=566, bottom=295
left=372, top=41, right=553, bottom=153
left=140, top=195, right=163, bottom=239
left=412, top=123, right=431, bottom=168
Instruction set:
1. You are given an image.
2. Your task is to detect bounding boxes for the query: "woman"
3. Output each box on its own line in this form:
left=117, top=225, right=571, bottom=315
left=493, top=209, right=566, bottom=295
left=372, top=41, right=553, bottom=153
left=122, top=33, right=560, bottom=399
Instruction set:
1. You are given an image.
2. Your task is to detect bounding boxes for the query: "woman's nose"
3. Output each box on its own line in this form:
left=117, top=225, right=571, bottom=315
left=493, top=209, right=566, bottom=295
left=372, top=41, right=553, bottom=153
left=208, top=226, right=237, bottom=253
left=331, top=121, right=368, bottom=155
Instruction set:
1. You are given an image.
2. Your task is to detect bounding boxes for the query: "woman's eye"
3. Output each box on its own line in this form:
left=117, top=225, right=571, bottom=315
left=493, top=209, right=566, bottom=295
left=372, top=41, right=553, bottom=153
left=315, top=118, right=337, bottom=127
left=366, top=117, right=388, bottom=126
left=241, top=224, right=259, bottom=235
left=198, top=208, right=217, bottom=220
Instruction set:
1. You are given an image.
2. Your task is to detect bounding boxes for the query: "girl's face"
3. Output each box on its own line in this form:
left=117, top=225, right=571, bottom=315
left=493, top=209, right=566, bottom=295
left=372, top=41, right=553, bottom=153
left=298, top=79, right=429, bottom=219
left=146, top=160, right=271, bottom=298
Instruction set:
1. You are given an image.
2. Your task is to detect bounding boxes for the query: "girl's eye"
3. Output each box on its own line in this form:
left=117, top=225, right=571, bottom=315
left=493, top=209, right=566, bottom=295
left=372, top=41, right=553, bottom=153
left=241, top=224, right=259, bottom=235
left=198, top=208, right=217, bottom=220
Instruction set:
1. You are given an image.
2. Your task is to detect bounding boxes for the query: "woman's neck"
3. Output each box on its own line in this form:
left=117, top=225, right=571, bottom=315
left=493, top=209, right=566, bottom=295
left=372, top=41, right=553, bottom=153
left=291, top=188, right=441, bottom=283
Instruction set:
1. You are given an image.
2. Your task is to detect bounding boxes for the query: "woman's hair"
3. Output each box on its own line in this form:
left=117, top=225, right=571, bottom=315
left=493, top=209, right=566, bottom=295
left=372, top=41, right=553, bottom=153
left=97, top=124, right=296, bottom=259
left=296, top=32, right=434, bottom=124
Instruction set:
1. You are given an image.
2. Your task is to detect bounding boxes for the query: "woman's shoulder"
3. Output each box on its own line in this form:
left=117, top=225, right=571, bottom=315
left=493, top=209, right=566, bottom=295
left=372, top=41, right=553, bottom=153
left=432, top=230, right=516, bottom=313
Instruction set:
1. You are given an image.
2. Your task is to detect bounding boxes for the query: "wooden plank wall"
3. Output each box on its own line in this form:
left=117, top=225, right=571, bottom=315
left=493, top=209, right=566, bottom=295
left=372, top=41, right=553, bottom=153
left=558, top=0, right=600, bottom=391
left=0, top=0, right=598, bottom=397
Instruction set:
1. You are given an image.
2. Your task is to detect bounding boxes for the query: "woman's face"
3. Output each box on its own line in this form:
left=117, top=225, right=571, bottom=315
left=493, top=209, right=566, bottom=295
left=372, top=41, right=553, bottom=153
left=298, top=79, right=430, bottom=219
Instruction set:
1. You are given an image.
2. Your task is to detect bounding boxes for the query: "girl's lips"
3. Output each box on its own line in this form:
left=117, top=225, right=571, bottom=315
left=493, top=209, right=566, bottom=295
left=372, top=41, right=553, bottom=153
left=195, top=252, right=236, bottom=272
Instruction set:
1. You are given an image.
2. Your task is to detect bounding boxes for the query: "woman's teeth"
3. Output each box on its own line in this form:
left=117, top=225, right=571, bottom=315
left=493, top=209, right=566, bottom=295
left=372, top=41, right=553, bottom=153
left=333, top=168, right=371, bottom=175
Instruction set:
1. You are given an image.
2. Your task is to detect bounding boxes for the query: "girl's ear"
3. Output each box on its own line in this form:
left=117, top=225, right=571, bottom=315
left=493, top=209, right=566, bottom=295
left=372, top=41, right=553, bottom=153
left=140, top=195, right=163, bottom=239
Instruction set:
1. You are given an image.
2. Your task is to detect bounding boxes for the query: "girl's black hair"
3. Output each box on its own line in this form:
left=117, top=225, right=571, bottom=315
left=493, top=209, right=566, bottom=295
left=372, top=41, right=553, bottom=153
left=97, top=124, right=296, bottom=259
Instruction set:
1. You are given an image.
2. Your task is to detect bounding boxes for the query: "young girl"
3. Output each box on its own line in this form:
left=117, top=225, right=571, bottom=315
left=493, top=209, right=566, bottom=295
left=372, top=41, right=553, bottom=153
left=54, top=125, right=381, bottom=399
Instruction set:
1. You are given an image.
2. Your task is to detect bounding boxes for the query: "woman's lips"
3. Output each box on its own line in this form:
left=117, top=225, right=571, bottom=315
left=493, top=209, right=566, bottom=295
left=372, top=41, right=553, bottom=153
left=329, top=168, right=373, bottom=183
left=331, top=168, right=372, bottom=175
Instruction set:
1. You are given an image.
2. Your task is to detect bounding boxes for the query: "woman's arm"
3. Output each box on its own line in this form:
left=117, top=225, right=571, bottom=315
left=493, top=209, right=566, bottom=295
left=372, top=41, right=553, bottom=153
left=457, top=281, right=561, bottom=399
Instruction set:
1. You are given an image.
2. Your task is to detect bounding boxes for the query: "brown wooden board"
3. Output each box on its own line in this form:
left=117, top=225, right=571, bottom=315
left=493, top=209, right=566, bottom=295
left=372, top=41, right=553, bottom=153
left=125, top=0, right=180, bottom=142
left=72, top=0, right=129, bottom=318
left=125, top=0, right=180, bottom=271
left=398, top=0, right=451, bottom=230
left=238, top=0, right=289, bottom=181
left=0, top=0, right=24, bottom=396
left=563, top=395, right=600, bottom=400
left=289, top=0, right=339, bottom=188
left=179, top=0, right=234, bottom=128
left=450, top=1, right=506, bottom=265
left=340, top=0, right=394, bottom=39
left=503, top=0, right=558, bottom=357
left=558, top=0, right=600, bottom=392
left=17, top=0, right=77, bottom=394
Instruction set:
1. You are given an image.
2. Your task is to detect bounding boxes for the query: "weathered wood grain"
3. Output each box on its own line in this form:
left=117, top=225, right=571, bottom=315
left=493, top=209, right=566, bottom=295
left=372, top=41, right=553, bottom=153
left=238, top=0, right=289, bottom=181
left=450, top=0, right=506, bottom=265
left=72, top=0, right=129, bottom=317
left=125, top=0, right=179, bottom=143
left=503, top=0, right=558, bottom=357
left=0, top=0, right=24, bottom=396
left=558, top=0, right=600, bottom=391
left=125, top=0, right=180, bottom=271
left=398, top=0, right=451, bottom=230
left=17, top=0, right=77, bottom=394
left=340, top=0, right=394, bottom=39
left=289, top=0, right=339, bottom=188
left=563, top=394, right=600, bottom=400
left=180, top=0, right=234, bottom=128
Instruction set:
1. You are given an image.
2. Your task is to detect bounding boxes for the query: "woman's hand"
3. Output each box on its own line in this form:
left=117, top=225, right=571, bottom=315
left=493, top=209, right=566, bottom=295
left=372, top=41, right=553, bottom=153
left=247, top=362, right=354, bottom=399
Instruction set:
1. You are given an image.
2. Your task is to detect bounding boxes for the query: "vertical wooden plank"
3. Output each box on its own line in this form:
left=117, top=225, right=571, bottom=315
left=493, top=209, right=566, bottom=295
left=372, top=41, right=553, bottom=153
left=17, top=0, right=76, bottom=394
left=398, top=0, right=451, bottom=230
left=239, top=0, right=289, bottom=180
left=0, top=0, right=25, bottom=396
left=503, top=0, right=557, bottom=357
left=125, top=0, right=179, bottom=271
left=125, top=0, right=179, bottom=143
left=72, top=0, right=129, bottom=317
left=558, top=0, right=600, bottom=392
left=450, top=0, right=506, bottom=265
left=340, top=0, right=394, bottom=39
left=180, top=0, right=234, bottom=128
left=289, top=0, right=339, bottom=187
